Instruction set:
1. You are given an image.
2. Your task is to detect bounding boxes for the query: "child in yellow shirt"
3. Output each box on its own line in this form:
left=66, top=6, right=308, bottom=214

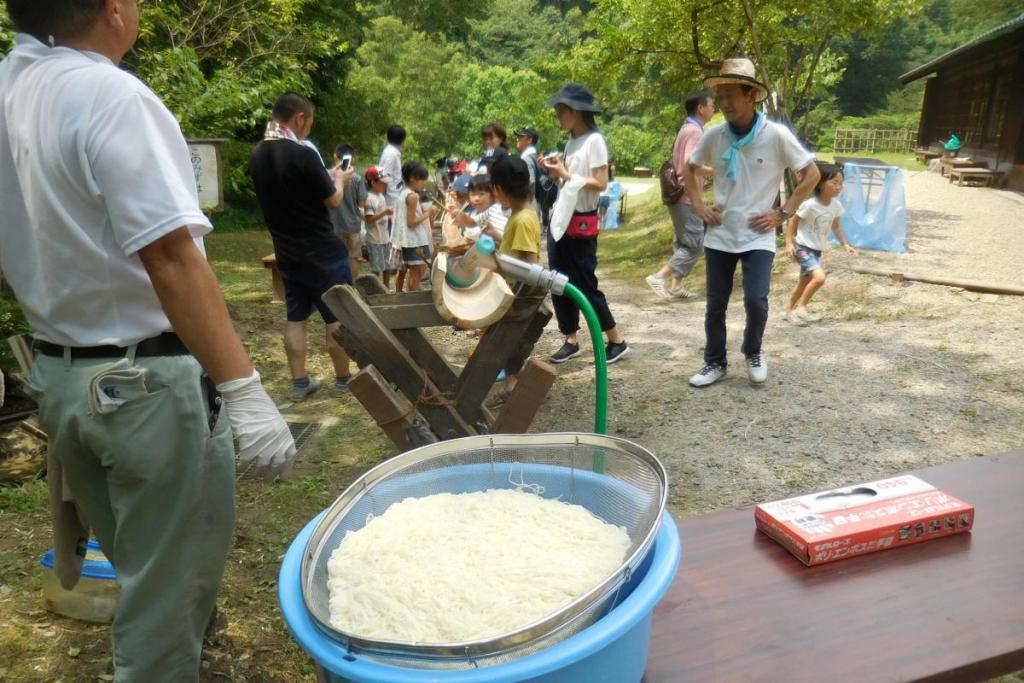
left=490, top=156, right=540, bottom=263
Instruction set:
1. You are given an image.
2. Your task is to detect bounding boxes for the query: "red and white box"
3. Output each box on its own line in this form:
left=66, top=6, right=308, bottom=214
left=754, top=475, right=974, bottom=566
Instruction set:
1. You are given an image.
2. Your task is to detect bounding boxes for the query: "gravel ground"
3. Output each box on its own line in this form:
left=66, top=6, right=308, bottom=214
left=869, top=168, right=1024, bottom=286
left=528, top=171, right=1024, bottom=517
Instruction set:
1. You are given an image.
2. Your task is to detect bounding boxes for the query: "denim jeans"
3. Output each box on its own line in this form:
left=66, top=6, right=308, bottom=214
left=703, top=247, right=775, bottom=367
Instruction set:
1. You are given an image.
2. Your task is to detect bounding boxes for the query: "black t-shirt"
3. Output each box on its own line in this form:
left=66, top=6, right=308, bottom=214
left=248, top=140, right=346, bottom=270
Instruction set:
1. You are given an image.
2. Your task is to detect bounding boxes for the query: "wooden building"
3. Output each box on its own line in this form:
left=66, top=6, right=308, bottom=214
left=900, top=14, right=1024, bottom=189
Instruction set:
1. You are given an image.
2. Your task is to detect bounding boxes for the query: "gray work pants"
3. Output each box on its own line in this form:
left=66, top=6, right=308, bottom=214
left=26, top=353, right=235, bottom=682
left=666, top=202, right=706, bottom=278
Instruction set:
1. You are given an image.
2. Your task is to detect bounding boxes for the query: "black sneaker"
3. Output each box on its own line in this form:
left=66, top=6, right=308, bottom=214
left=606, top=341, right=632, bottom=364
left=550, top=342, right=582, bottom=364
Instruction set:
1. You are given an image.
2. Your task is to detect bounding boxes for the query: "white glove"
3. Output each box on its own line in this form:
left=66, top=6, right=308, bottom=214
left=217, top=370, right=296, bottom=479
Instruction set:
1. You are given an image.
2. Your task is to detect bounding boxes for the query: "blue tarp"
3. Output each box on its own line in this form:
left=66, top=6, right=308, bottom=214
left=600, top=181, right=623, bottom=230
left=836, top=163, right=908, bottom=253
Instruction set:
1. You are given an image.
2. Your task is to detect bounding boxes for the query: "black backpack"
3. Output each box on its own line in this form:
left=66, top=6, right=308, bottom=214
left=529, top=154, right=559, bottom=212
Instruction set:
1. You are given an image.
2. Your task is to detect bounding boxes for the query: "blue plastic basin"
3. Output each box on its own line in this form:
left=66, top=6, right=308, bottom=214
left=278, top=511, right=680, bottom=683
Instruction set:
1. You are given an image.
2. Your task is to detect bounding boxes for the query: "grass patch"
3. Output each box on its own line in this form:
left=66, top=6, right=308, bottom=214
left=598, top=191, right=707, bottom=292
left=816, top=151, right=928, bottom=172
left=0, top=480, right=48, bottom=515
left=208, top=205, right=266, bottom=234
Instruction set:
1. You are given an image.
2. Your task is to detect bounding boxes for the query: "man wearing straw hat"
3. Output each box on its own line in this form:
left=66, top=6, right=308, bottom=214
left=684, top=58, right=820, bottom=387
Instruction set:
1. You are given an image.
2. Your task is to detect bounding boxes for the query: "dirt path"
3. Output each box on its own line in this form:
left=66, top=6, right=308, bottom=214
left=531, top=174, right=1024, bottom=517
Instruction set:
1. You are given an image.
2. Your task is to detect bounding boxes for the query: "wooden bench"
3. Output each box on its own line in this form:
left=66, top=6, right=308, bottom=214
left=939, top=157, right=981, bottom=177
left=948, top=167, right=1003, bottom=187
left=646, top=450, right=1024, bottom=682
left=913, top=148, right=940, bottom=163
left=262, top=253, right=285, bottom=303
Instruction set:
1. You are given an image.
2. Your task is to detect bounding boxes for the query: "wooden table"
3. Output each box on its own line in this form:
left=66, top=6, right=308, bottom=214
left=948, top=167, right=1003, bottom=188
left=940, top=157, right=982, bottom=177
left=915, top=148, right=941, bottom=163
left=647, top=451, right=1024, bottom=683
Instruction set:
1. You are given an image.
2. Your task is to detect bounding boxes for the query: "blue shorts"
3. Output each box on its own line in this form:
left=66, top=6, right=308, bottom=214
left=279, top=259, right=352, bottom=323
left=794, top=244, right=823, bottom=277
left=402, top=244, right=431, bottom=266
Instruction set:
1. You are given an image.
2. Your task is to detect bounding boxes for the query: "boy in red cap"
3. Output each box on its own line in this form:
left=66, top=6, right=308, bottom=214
left=364, top=166, right=395, bottom=288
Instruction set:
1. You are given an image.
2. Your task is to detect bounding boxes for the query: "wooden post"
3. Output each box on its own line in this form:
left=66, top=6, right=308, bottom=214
left=348, top=365, right=419, bottom=451
left=352, top=276, right=497, bottom=430
left=492, top=359, right=558, bottom=434
left=322, top=284, right=476, bottom=440
left=453, top=286, right=549, bottom=427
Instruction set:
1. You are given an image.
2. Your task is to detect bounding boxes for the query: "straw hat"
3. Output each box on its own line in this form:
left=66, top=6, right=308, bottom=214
left=703, top=58, right=769, bottom=103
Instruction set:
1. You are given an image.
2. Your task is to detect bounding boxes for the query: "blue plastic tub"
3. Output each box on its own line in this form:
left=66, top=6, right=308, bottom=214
left=40, top=539, right=119, bottom=623
left=278, top=511, right=680, bottom=683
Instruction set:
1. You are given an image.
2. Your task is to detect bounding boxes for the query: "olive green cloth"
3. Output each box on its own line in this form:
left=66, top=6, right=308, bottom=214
left=26, top=353, right=235, bottom=682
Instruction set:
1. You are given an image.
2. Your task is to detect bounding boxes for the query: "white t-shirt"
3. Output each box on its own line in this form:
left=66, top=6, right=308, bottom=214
left=364, top=191, right=390, bottom=245
left=378, top=144, right=403, bottom=206
left=795, top=197, right=845, bottom=251
left=563, top=131, right=609, bottom=213
left=390, top=188, right=429, bottom=248
left=0, top=35, right=212, bottom=346
left=690, top=118, right=815, bottom=253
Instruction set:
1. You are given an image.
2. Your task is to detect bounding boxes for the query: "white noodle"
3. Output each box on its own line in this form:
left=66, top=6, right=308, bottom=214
left=326, top=488, right=631, bottom=643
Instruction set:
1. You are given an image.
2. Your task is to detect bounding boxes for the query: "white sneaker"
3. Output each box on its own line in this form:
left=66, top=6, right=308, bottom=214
left=689, top=364, right=727, bottom=387
left=746, top=354, right=768, bottom=384
left=668, top=285, right=697, bottom=300
left=645, top=274, right=669, bottom=298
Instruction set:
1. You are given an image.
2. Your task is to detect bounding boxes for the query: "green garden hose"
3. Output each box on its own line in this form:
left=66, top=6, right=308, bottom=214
left=563, top=283, right=609, bottom=472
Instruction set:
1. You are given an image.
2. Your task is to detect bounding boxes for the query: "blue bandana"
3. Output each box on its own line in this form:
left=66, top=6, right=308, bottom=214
left=722, top=112, right=765, bottom=180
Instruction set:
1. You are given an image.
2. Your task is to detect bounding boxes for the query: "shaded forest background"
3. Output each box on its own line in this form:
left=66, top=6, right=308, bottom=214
left=1, top=0, right=1022, bottom=208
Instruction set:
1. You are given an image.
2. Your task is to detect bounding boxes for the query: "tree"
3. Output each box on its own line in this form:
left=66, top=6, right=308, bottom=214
left=452, top=64, right=561, bottom=157
left=466, top=0, right=585, bottom=72
left=0, top=1, right=15, bottom=53
left=565, top=0, right=922, bottom=134
left=125, top=0, right=347, bottom=138
left=317, top=17, right=461, bottom=164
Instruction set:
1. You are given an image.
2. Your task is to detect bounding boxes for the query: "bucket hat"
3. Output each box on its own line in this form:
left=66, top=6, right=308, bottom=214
left=703, top=58, right=770, bottom=103
left=546, top=83, right=604, bottom=113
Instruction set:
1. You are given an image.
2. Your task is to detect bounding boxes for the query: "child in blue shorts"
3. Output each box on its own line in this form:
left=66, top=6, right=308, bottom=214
left=783, top=164, right=858, bottom=324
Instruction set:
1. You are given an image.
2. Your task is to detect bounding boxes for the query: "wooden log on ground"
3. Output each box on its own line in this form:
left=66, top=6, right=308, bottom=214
left=492, top=358, right=557, bottom=434
left=323, top=284, right=476, bottom=440
left=348, top=365, right=421, bottom=451
left=852, top=266, right=1024, bottom=297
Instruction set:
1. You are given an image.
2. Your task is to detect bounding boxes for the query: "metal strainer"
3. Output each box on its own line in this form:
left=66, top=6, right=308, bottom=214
left=300, top=433, right=668, bottom=669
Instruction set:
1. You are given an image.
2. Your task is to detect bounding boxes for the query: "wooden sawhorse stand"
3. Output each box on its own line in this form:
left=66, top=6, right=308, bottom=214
left=323, top=276, right=557, bottom=450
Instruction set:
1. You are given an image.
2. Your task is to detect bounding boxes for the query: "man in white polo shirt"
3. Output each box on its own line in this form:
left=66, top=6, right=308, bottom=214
left=0, top=1, right=295, bottom=680
left=684, top=58, right=820, bottom=387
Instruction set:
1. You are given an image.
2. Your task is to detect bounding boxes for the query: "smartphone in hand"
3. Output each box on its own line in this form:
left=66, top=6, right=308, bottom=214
left=341, top=155, right=352, bottom=171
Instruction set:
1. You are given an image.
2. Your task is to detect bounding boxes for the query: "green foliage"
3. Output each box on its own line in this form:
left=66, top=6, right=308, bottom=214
left=221, top=140, right=259, bottom=210
left=209, top=206, right=267, bottom=234
left=836, top=0, right=1024, bottom=119
left=452, top=64, right=560, bottom=157
left=0, top=287, right=29, bottom=372
left=568, top=0, right=923, bottom=130
left=602, top=120, right=670, bottom=171
left=466, top=0, right=584, bottom=71
left=316, top=16, right=460, bottom=165
left=0, top=1, right=12, bottom=53
left=127, top=0, right=346, bottom=138
left=0, top=481, right=48, bottom=515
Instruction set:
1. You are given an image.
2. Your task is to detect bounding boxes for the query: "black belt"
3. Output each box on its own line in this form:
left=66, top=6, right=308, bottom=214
left=33, top=332, right=191, bottom=359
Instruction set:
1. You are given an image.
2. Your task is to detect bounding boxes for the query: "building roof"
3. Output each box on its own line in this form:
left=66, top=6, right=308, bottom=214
left=900, top=13, right=1024, bottom=84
